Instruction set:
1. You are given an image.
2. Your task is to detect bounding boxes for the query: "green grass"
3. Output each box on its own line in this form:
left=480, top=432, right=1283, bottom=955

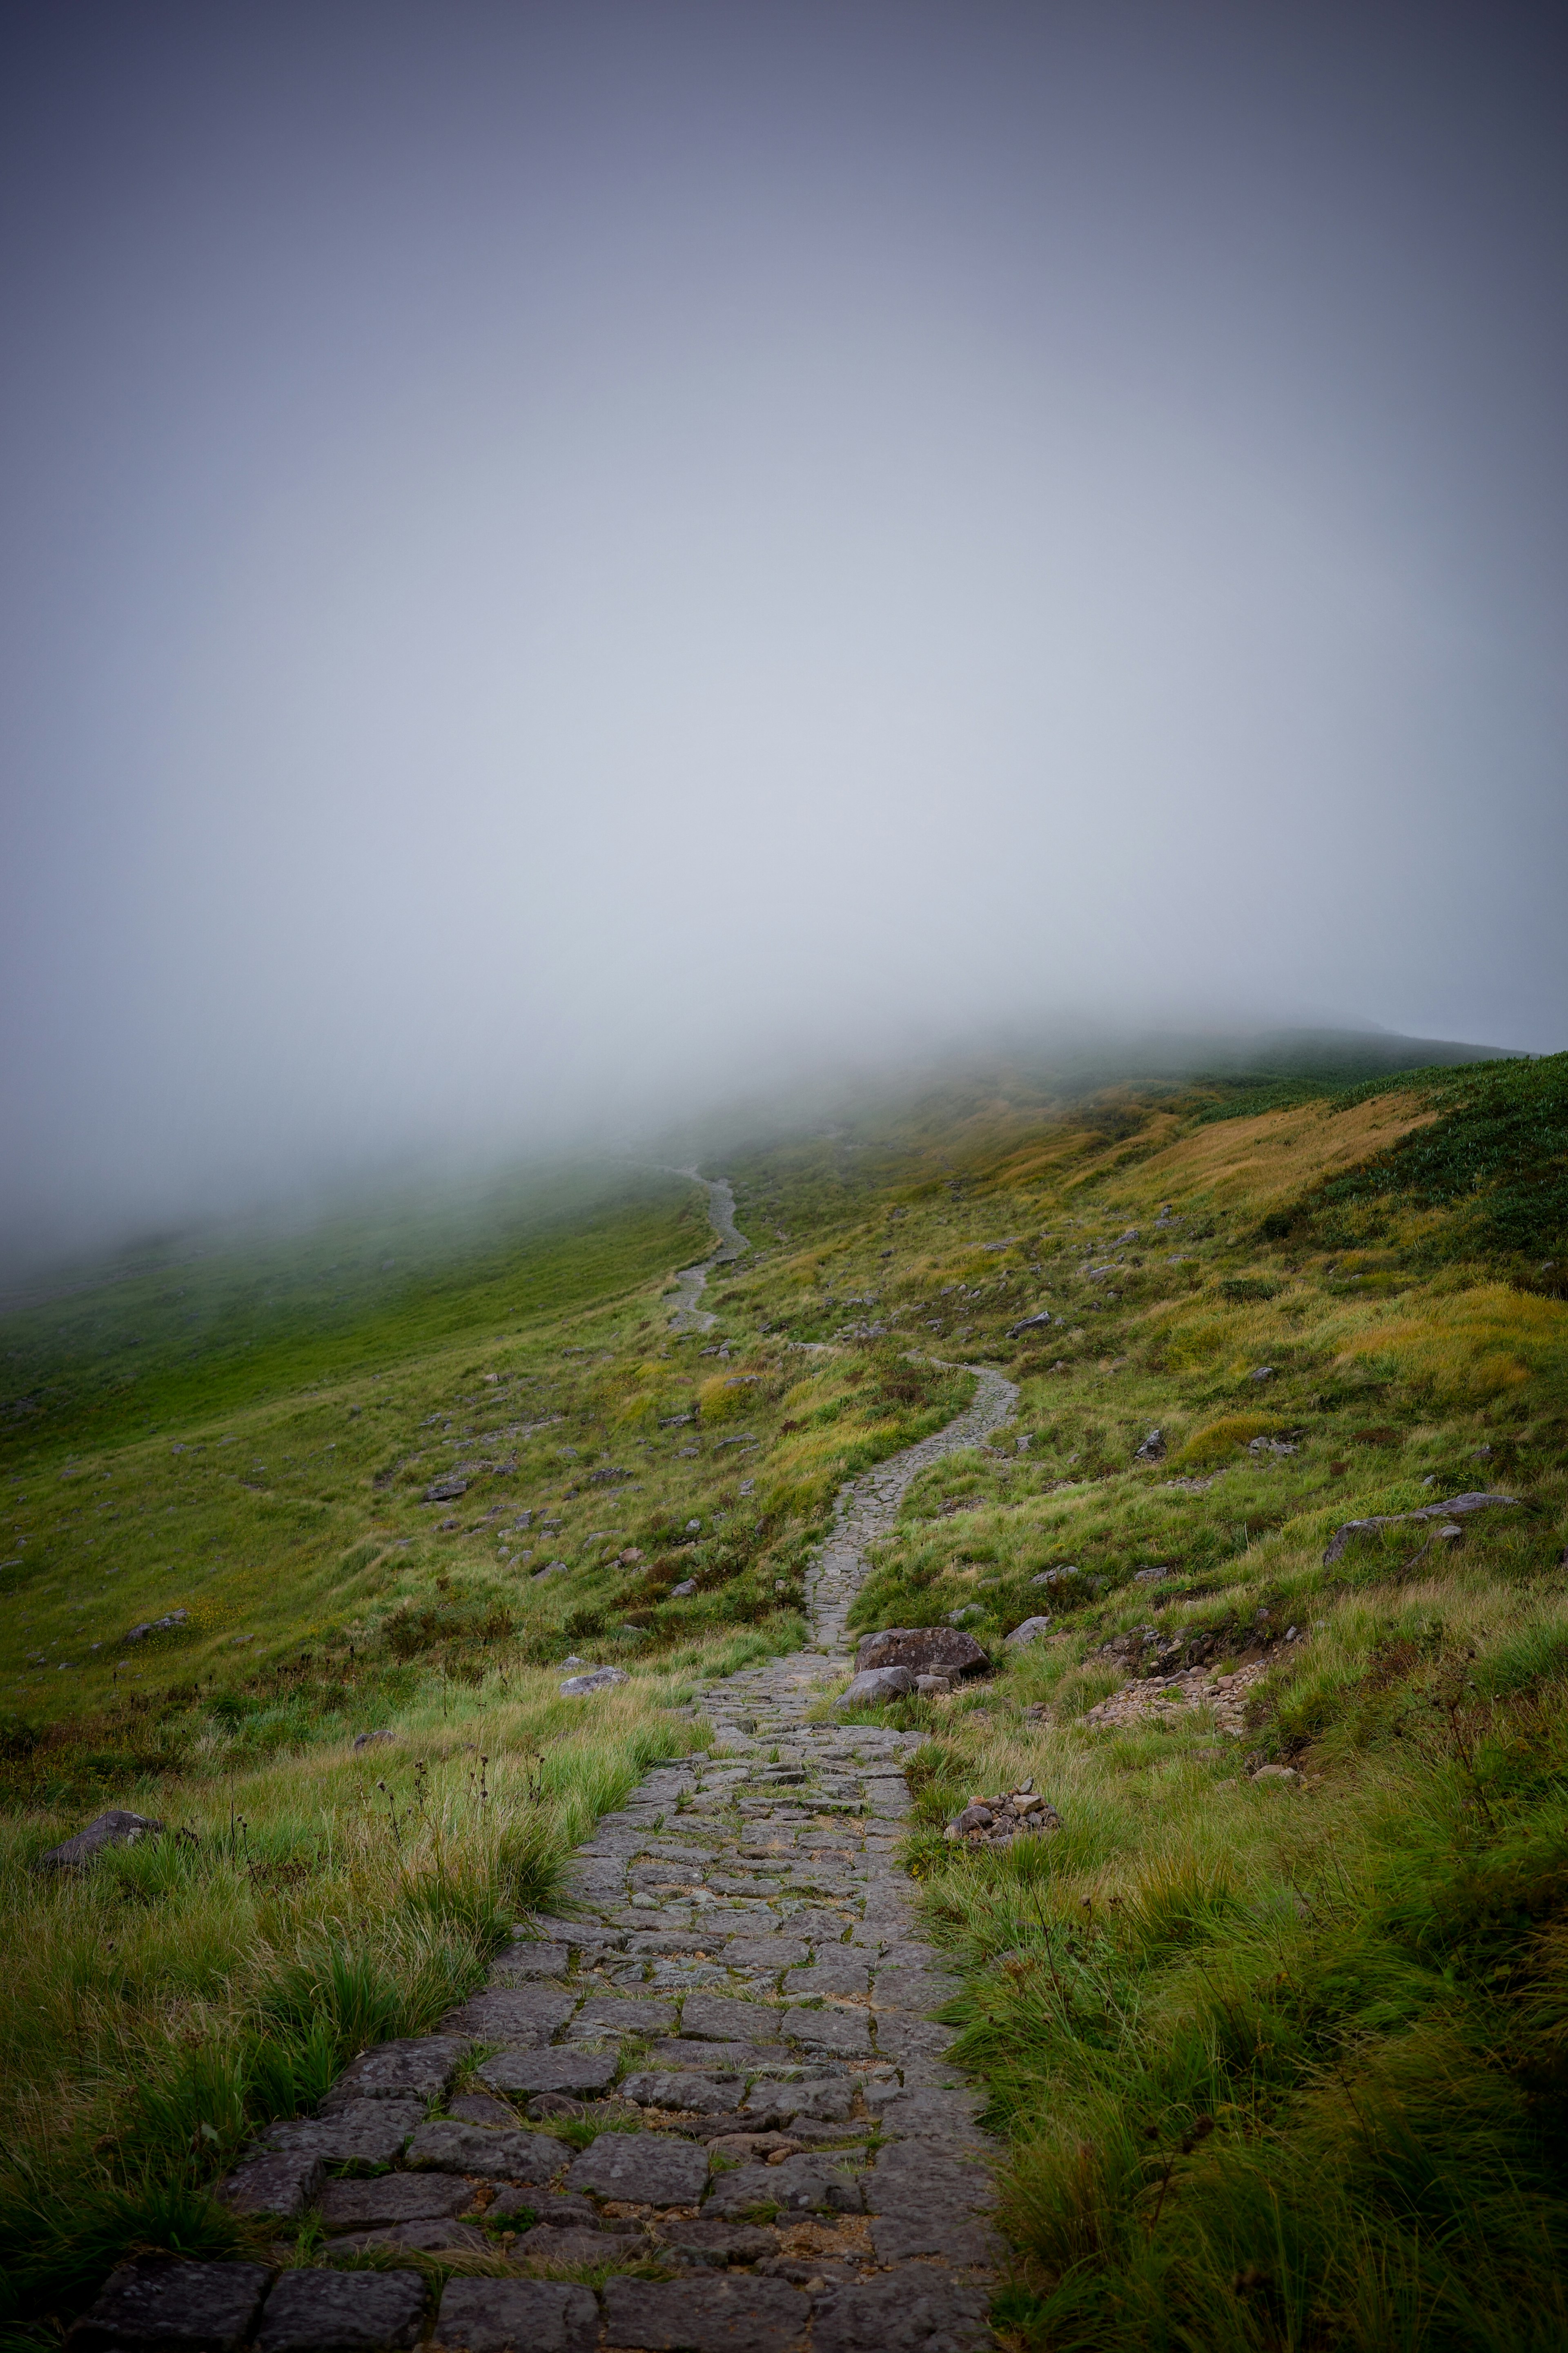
left=3, top=1048, right=1567, bottom=2345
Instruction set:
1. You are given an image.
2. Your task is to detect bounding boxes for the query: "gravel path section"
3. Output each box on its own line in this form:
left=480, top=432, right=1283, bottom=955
left=662, top=1168, right=749, bottom=1332
left=72, top=1299, right=1017, bottom=2350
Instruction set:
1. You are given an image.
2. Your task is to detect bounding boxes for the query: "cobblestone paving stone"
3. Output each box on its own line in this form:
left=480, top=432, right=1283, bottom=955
left=69, top=1355, right=1016, bottom=2353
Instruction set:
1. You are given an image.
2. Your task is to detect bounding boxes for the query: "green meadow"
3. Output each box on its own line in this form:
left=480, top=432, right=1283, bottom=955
left=2, top=1048, right=1566, bottom=2346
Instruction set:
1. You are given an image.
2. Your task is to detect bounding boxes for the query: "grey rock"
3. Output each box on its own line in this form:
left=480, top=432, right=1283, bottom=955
left=259, top=2097, right=424, bottom=2169
left=567, top=2130, right=710, bottom=2205
left=1003, top=1616, right=1051, bottom=1647
left=853, top=1627, right=990, bottom=1680
left=424, top=1473, right=470, bottom=1502
left=218, top=2148, right=323, bottom=2218
left=601, top=2273, right=811, bottom=2353
left=487, top=1942, right=570, bottom=1982
left=65, top=2257, right=272, bottom=2352
left=570, top=1995, right=678, bottom=2040
left=448, top=2091, right=524, bottom=2126
left=1322, top=1491, right=1519, bottom=1564
left=351, top=1729, right=396, bottom=1751
left=318, top=2171, right=473, bottom=2230
left=710, top=2154, right=861, bottom=2216
left=560, top=1664, right=630, bottom=1695
left=837, top=1666, right=915, bottom=1706
left=36, top=1808, right=164, bottom=1873
left=123, top=1610, right=189, bottom=1643
left=741, top=2076, right=853, bottom=2123
left=407, top=2119, right=562, bottom=2180
left=783, top=2003, right=871, bottom=2055
left=442, top=1986, right=575, bottom=2042
left=430, top=2278, right=598, bottom=2353
left=1007, top=1309, right=1054, bottom=1336
left=326, top=2034, right=468, bottom=2104
left=655, top=2216, right=777, bottom=2266
left=620, top=2070, right=744, bottom=2114
left=1134, top=1430, right=1166, bottom=1461
left=256, top=2268, right=426, bottom=2352
left=326, top=2218, right=489, bottom=2258
left=512, top=2224, right=628, bottom=2265
left=914, top=1673, right=951, bottom=1694
left=1132, top=1565, right=1169, bottom=1584
left=477, top=2046, right=619, bottom=2099
left=682, top=1992, right=782, bottom=2043
left=811, top=2274, right=993, bottom=2351
left=527, top=1916, right=628, bottom=1950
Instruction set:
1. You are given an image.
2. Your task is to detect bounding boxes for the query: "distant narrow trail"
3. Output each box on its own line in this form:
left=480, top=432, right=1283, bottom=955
left=167, top=1187, right=1019, bottom=2353
left=664, top=1166, right=750, bottom=1332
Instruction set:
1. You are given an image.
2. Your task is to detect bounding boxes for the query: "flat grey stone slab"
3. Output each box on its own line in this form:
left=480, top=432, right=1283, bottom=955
left=871, top=1965, right=957, bottom=2011
left=873, top=2016, right=956, bottom=2061
left=431, top=2279, right=598, bottom=2353
left=444, top=1987, right=575, bottom=2041
left=868, top=2141, right=993, bottom=2211
left=782, top=2005, right=871, bottom=2057
left=568, top=2130, right=710, bottom=2205
left=66, top=2257, right=272, bottom=2352
left=514, top=2223, right=637, bottom=2266
left=811, top=2274, right=993, bottom=2351
left=448, top=2092, right=524, bottom=2126
left=654, top=2216, right=778, bottom=2266
left=326, top=2218, right=490, bottom=2258
left=487, top=1942, right=571, bottom=1983
left=36, top=1808, right=165, bottom=1876
left=327, top=2035, right=468, bottom=2103
left=717, top=1938, right=810, bottom=1969
left=318, top=2171, right=475, bottom=2230
left=682, top=1993, right=780, bottom=2043
left=219, top=2148, right=323, bottom=2218
left=601, top=2274, right=811, bottom=2353
left=256, top=2268, right=427, bottom=2352
left=783, top=1958, right=870, bottom=1998
left=527, top=1916, right=627, bottom=1950
left=621, top=2070, right=744, bottom=2114
left=868, top=2210, right=1001, bottom=2264
left=477, top=2046, right=619, bottom=2098
left=570, top=1995, right=679, bottom=2040
left=741, top=2077, right=853, bottom=2123
left=260, top=2098, right=424, bottom=2168
left=708, top=2155, right=861, bottom=2217
left=644, top=2037, right=755, bottom=2070
left=406, top=2118, right=561, bottom=2180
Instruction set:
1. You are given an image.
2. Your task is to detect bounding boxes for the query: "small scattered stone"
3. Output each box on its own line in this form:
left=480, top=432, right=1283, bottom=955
left=351, top=1729, right=395, bottom=1751
left=1003, top=1616, right=1051, bottom=1647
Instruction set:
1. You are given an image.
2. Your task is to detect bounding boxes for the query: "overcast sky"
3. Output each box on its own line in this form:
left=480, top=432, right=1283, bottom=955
left=2, top=2, right=1564, bottom=1268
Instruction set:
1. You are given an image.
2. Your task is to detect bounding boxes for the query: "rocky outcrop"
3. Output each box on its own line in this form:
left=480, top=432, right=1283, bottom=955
left=1322, top=1490, right=1519, bottom=1564
left=35, top=1809, right=163, bottom=1873
left=854, top=1628, right=990, bottom=1680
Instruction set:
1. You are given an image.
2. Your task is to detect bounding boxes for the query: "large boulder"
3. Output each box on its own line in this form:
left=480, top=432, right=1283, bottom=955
left=855, top=1627, right=990, bottom=1680
left=836, top=1666, right=916, bottom=1708
left=35, top=1809, right=163, bottom=1873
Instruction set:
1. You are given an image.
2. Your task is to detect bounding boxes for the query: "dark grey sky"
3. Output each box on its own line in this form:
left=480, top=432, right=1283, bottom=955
left=2, top=2, right=1564, bottom=1265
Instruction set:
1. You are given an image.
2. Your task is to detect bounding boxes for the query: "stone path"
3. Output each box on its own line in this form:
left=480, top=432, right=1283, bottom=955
left=662, top=1168, right=749, bottom=1333
left=73, top=1347, right=1018, bottom=2351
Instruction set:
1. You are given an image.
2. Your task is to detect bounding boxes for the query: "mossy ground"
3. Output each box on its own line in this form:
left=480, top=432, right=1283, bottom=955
left=2, top=1050, right=1566, bottom=2345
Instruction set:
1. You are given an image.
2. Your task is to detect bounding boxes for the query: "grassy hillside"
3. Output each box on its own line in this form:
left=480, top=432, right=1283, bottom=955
left=2, top=1047, right=1565, bottom=2345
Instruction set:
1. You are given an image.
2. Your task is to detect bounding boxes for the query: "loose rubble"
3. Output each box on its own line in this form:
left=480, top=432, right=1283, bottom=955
left=944, top=1780, right=1061, bottom=1846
